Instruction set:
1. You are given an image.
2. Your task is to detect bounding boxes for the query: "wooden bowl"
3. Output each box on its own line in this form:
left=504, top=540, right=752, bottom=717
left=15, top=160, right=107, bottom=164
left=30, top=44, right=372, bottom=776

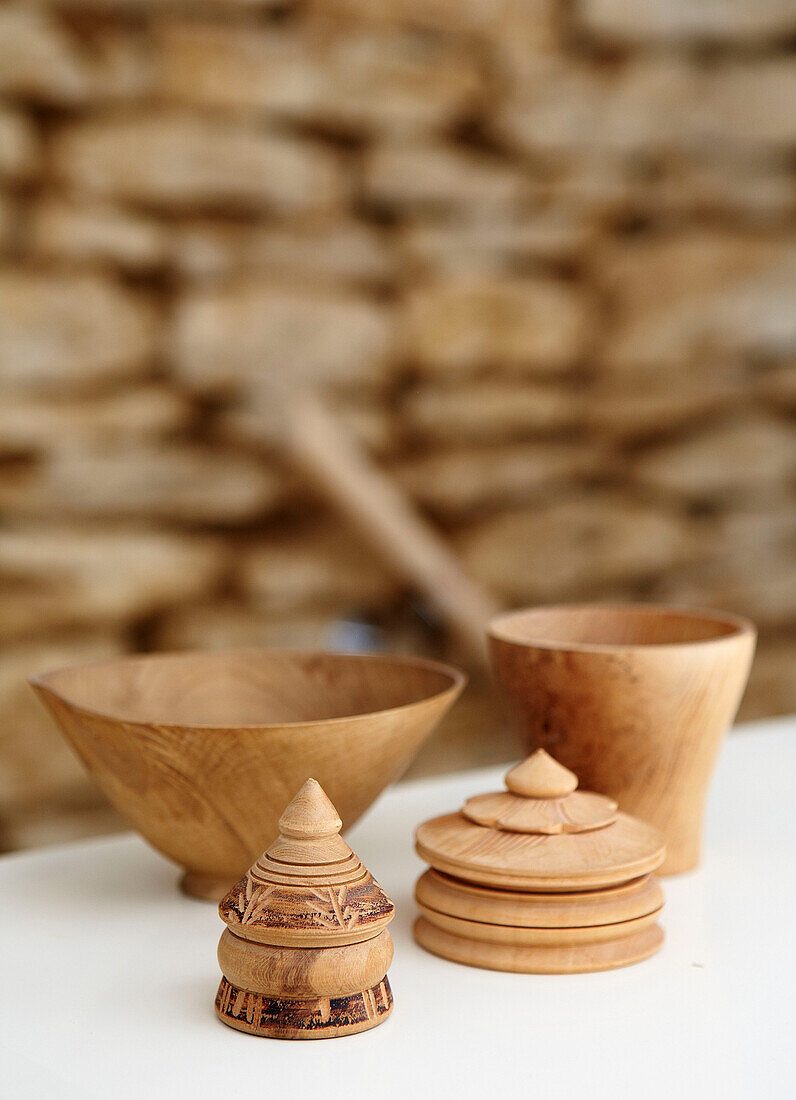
left=489, top=605, right=755, bottom=875
left=31, top=649, right=465, bottom=899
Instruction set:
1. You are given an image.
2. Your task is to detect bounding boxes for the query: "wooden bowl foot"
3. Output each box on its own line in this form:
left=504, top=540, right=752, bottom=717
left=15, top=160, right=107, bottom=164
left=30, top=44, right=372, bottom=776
left=215, top=976, right=393, bottom=1039
left=180, top=870, right=234, bottom=902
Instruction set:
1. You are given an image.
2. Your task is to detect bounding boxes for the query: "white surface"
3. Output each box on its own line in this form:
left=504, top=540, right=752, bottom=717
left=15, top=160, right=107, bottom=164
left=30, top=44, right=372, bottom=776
left=1, top=718, right=795, bottom=1100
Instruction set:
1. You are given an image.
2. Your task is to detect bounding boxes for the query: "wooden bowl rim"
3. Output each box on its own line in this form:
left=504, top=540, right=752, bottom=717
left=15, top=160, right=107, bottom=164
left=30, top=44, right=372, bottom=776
left=30, top=647, right=467, bottom=731
left=488, top=603, right=756, bottom=652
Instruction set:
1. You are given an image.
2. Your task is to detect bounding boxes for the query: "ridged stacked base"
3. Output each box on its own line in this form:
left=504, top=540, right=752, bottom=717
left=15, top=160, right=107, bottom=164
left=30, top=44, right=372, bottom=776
left=414, top=917, right=663, bottom=974
left=414, top=869, right=664, bottom=975
left=215, top=976, right=393, bottom=1040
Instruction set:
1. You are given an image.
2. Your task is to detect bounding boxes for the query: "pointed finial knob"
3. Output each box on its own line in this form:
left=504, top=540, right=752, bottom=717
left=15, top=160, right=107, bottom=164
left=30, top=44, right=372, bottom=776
left=278, top=778, right=343, bottom=839
left=505, top=749, right=578, bottom=799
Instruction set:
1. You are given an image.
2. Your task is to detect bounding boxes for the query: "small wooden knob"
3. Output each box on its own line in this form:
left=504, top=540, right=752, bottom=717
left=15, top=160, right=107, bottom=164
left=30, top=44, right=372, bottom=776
left=278, top=778, right=343, bottom=839
left=505, top=749, right=578, bottom=799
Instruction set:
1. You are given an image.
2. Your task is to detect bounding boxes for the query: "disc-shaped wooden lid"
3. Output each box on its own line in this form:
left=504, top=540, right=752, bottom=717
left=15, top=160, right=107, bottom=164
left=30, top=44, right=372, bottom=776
left=220, top=779, right=394, bottom=947
left=463, top=750, right=617, bottom=834
left=415, top=750, right=665, bottom=891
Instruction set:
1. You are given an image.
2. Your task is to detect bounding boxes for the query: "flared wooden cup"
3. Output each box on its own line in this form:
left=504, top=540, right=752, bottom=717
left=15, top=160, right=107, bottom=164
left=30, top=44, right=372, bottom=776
left=31, top=649, right=465, bottom=899
left=489, top=605, right=755, bottom=874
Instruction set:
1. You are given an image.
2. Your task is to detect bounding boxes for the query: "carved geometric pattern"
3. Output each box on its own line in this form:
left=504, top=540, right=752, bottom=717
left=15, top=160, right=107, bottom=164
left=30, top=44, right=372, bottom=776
left=307, top=886, right=360, bottom=932
left=215, top=976, right=393, bottom=1037
left=220, top=873, right=393, bottom=935
left=236, top=875, right=277, bottom=925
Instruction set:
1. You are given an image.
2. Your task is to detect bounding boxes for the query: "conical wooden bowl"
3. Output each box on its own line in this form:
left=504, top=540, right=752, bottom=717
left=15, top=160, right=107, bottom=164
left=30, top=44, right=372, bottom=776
left=31, top=649, right=465, bottom=899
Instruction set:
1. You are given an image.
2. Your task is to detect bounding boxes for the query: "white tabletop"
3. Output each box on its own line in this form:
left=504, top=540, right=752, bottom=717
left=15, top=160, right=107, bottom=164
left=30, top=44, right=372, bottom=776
left=2, top=717, right=794, bottom=1100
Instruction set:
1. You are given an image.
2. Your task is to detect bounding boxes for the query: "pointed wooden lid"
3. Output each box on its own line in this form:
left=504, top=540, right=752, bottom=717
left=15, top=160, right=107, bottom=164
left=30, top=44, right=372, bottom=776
left=415, top=750, right=665, bottom=891
left=220, top=779, right=394, bottom=947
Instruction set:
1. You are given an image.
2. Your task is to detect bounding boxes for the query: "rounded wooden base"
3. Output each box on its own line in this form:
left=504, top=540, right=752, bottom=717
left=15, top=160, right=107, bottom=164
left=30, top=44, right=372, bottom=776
left=180, top=870, right=234, bottom=902
left=414, top=916, right=663, bottom=974
left=215, top=976, right=393, bottom=1039
left=416, top=870, right=663, bottom=929
left=417, top=903, right=661, bottom=946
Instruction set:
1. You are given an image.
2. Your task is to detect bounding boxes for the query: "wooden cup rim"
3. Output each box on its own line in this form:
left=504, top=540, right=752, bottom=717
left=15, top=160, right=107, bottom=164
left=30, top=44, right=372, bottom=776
left=488, top=603, right=756, bottom=653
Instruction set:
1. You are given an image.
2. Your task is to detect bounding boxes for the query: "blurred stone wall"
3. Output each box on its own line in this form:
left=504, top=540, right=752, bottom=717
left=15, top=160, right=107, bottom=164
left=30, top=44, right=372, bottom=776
left=0, top=0, right=794, bottom=850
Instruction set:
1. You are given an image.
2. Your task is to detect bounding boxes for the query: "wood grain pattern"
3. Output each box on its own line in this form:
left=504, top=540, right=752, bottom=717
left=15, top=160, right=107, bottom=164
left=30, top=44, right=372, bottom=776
left=30, top=648, right=464, bottom=898
left=416, top=810, right=665, bottom=890
left=462, top=788, right=617, bottom=834
left=217, top=928, right=394, bottom=998
left=490, top=604, right=755, bottom=874
left=416, top=903, right=661, bottom=946
left=461, top=751, right=617, bottom=834
left=415, top=869, right=664, bottom=929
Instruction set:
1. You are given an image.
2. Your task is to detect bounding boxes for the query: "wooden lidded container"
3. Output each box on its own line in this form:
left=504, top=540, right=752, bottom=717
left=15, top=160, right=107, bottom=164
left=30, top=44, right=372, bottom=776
left=414, top=750, right=666, bottom=974
left=216, top=779, right=395, bottom=1038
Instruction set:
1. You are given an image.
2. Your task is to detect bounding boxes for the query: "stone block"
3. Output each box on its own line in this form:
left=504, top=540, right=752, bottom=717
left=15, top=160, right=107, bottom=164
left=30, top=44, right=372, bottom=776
left=600, top=234, right=796, bottom=373
left=402, top=276, right=589, bottom=376
left=577, top=0, right=796, bottom=45
left=171, top=282, right=393, bottom=393
left=89, top=28, right=154, bottom=101
left=169, top=218, right=393, bottom=286
left=0, top=4, right=91, bottom=103
left=314, top=26, right=483, bottom=136
left=544, top=154, right=636, bottom=217
left=364, top=142, right=528, bottom=219
left=30, top=199, right=165, bottom=271
left=455, top=493, right=703, bottom=600
left=0, top=526, right=224, bottom=642
left=0, top=106, right=38, bottom=179
left=499, top=58, right=796, bottom=161
left=654, top=501, right=796, bottom=630
left=0, top=270, right=157, bottom=393
left=586, top=374, right=744, bottom=442
left=665, top=558, right=796, bottom=632
left=694, top=60, right=796, bottom=154
left=221, top=391, right=395, bottom=456
left=497, top=59, right=700, bottom=159
left=398, top=209, right=598, bottom=276
left=0, top=442, right=284, bottom=524
left=308, top=0, right=557, bottom=39
left=156, top=20, right=482, bottom=136
left=0, top=386, right=191, bottom=455
left=395, top=441, right=593, bottom=516
left=242, top=524, right=398, bottom=614
left=401, top=380, right=581, bottom=442
left=649, top=158, right=795, bottom=223
left=53, top=113, right=346, bottom=214
left=633, top=415, right=796, bottom=502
